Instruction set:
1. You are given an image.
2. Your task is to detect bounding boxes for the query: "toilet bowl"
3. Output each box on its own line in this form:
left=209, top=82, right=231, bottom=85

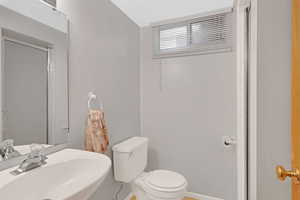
left=113, top=137, right=187, bottom=200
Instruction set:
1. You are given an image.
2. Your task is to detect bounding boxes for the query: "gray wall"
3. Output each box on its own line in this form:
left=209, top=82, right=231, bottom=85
left=257, top=0, right=292, bottom=199
left=57, top=0, right=140, bottom=199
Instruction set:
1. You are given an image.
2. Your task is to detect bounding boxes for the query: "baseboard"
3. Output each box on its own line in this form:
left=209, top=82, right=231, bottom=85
left=186, top=192, right=223, bottom=200
left=124, top=192, right=223, bottom=200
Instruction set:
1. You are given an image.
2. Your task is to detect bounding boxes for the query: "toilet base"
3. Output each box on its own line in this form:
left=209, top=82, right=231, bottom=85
left=128, top=192, right=224, bottom=200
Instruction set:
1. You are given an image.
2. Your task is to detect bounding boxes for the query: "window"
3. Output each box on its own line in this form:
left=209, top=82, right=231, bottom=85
left=153, top=11, right=233, bottom=57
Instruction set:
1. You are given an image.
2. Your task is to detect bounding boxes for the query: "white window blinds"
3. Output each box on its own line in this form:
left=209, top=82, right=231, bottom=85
left=160, top=26, right=188, bottom=50
left=153, top=11, right=233, bottom=57
left=191, top=14, right=230, bottom=45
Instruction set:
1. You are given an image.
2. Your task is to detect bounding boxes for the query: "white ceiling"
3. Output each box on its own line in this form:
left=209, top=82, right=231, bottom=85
left=110, top=0, right=234, bottom=27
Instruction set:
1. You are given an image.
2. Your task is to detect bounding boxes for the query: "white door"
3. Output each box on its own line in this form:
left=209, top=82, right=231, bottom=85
left=2, top=40, right=48, bottom=145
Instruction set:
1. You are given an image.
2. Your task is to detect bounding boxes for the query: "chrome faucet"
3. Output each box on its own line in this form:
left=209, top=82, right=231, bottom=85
left=11, top=144, right=48, bottom=175
left=0, top=139, right=21, bottom=160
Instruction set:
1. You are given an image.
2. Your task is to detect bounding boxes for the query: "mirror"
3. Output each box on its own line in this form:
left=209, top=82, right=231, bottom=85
left=0, top=4, right=69, bottom=162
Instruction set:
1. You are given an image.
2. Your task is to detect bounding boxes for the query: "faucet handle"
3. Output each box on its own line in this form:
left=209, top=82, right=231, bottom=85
left=29, top=144, right=48, bottom=165
left=29, top=144, right=44, bottom=158
left=0, top=139, right=20, bottom=160
left=0, top=139, right=14, bottom=149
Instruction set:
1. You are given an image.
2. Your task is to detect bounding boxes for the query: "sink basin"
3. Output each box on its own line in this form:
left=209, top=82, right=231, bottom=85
left=0, top=149, right=111, bottom=200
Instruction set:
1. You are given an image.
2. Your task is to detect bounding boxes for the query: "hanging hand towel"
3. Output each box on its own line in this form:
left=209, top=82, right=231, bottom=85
left=85, top=109, right=109, bottom=153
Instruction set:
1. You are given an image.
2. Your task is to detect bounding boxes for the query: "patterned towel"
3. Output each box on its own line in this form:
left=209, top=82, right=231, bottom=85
left=85, top=109, right=109, bottom=153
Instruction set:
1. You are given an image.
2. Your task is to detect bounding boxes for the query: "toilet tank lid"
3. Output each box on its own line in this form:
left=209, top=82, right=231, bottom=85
left=112, top=137, right=148, bottom=153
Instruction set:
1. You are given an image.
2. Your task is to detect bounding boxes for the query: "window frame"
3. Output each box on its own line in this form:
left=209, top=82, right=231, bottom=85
left=153, top=11, right=234, bottom=58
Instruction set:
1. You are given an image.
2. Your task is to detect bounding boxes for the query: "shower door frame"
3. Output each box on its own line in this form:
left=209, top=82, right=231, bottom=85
left=235, top=2, right=249, bottom=200
left=248, top=0, right=258, bottom=199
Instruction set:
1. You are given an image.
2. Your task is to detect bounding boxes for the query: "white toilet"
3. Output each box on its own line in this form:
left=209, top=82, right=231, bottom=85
left=113, top=137, right=187, bottom=200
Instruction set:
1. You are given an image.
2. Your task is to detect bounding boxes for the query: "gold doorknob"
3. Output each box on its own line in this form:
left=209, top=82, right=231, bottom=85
left=276, top=165, right=300, bottom=181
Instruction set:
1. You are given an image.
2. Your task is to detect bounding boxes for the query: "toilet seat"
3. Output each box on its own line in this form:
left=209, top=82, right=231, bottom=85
left=136, top=170, right=187, bottom=199
left=145, top=170, right=187, bottom=192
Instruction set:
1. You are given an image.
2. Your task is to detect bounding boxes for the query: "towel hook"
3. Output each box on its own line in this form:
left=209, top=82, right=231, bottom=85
left=88, top=92, right=104, bottom=110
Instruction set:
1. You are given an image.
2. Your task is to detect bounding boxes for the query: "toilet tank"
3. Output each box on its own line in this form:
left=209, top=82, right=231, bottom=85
left=113, top=137, right=148, bottom=183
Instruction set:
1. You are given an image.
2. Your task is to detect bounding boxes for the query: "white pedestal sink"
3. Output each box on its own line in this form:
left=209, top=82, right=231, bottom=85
left=0, top=149, right=111, bottom=200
